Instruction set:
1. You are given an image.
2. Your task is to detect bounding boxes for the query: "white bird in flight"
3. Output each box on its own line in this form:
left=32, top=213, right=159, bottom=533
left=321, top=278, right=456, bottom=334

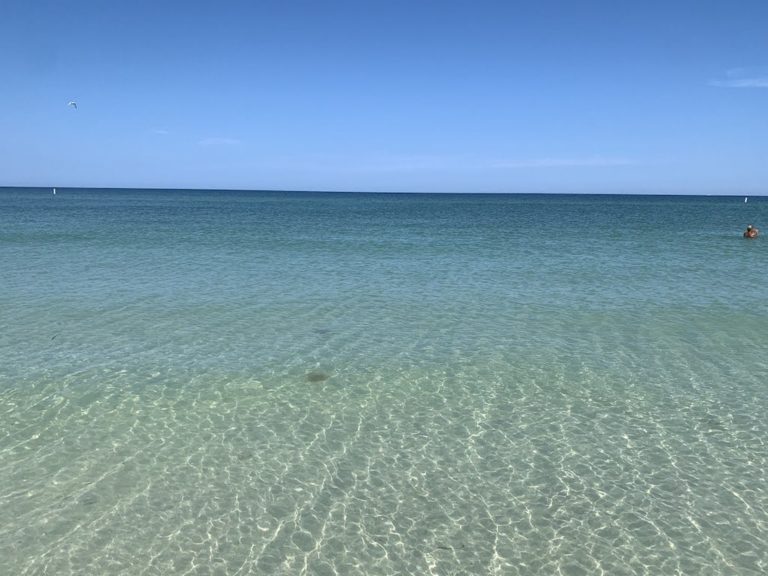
left=68, top=101, right=77, bottom=109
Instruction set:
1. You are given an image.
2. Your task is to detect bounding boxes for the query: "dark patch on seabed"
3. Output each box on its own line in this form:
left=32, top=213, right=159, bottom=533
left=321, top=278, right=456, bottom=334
left=79, top=492, right=98, bottom=506
left=306, top=370, right=332, bottom=383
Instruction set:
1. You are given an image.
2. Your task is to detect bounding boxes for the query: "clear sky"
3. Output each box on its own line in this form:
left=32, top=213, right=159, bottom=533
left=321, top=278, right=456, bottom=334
left=2, top=0, right=767, bottom=193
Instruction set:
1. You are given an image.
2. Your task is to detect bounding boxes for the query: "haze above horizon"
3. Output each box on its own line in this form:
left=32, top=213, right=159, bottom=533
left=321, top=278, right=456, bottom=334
left=2, top=0, right=767, bottom=194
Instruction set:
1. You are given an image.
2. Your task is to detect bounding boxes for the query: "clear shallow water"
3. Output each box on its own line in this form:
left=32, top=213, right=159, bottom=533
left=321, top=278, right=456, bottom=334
left=1, top=188, right=767, bottom=575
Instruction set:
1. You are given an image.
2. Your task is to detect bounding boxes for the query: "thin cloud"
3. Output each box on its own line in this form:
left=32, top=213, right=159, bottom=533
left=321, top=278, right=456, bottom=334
left=292, top=154, right=477, bottom=173
left=357, top=154, right=462, bottom=172
left=151, top=128, right=170, bottom=135
left=710, top=78, right=768, bottom=88
left=258, top=154, right=638, bottom=173
left=239, top=153, right=638, bottom=174
left=710, top=67, right=768, bottom=88
left=494, top=157, right=636, bottom=169
left=198, top=137, right=242, bottom=147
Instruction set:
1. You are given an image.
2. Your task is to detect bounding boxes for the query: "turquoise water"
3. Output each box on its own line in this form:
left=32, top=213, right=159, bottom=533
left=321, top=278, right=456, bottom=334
left=1, top=188, right=767, bottom=575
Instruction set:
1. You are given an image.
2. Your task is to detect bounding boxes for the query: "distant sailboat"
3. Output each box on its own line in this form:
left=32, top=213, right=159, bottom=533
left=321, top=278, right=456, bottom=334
left=53, top=187, right=56, bottom=195
left=745, top=196, right=748, bottom=203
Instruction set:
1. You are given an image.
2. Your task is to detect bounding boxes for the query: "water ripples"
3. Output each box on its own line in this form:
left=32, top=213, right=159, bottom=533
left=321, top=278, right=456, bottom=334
left=2, top=190, right=767, bottom=574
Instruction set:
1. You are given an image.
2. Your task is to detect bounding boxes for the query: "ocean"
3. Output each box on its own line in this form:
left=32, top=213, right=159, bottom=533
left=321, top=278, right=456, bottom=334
left=1, top=188, right=766, bottom=575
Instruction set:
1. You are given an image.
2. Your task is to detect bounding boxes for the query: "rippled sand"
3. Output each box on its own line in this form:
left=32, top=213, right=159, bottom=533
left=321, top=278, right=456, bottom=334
left=2, top=190, right=767, bottom=574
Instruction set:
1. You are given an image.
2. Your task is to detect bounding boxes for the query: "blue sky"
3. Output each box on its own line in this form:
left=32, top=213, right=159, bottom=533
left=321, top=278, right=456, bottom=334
left=2, top=0, right=767, bottom=193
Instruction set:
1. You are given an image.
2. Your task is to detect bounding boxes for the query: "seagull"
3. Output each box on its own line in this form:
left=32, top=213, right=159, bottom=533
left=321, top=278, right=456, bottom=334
left=68, top=101, right=77, bottom=110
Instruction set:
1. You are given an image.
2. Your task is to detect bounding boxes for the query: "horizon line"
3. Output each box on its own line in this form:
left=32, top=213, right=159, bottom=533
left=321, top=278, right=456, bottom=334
left=1, top=185, right=764, bottom=197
